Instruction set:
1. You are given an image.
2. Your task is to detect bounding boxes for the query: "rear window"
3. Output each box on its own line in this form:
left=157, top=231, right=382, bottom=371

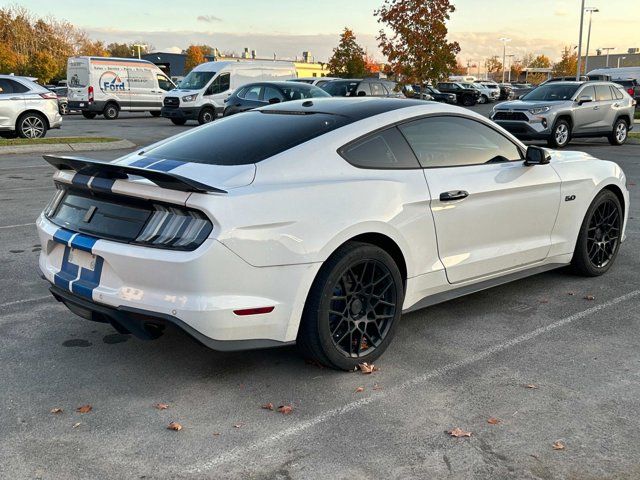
left=142, top=111, right=350, bottom=165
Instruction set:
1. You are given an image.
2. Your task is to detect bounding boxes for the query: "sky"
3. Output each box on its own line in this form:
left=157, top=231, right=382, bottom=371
left=3, top=0, right=638, bottom=65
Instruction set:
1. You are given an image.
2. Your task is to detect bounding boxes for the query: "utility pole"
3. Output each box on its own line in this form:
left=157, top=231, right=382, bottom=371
left=618, top=56, right=626, bottom=68
left=499, top=37, right=511, bottom=83
left=506, top=54, right=515, bottom=82
left=600, top=47, right=615, bottom=67
left=133, top=44, right=147, bottom=59
left=583, top=7, right=599, bottom=74
left=576, top=0, right=585, bottom=80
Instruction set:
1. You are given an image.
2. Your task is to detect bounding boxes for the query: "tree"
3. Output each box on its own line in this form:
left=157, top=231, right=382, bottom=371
left=328, top=28, right=367, bottom=78
left=510, top=59, right=524, bottom=82
left=552, top=46, right=578, bottom=77
left=184, top=45, right=206, bottom=73
left=486, top=56, right=503, bottom=75
left=364, top=54, right=381, bottom=74
left=107, top=42, right=135, bottom=58
left=375, top=0, right=460, bottom=86
left=527, top=54, right=552, bottom=84
left=450, top=59, right=467, bottom=76
left=79, top=39, right=109, bottom=57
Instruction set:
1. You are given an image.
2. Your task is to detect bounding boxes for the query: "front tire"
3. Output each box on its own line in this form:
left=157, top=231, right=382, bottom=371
left=548, top=119, right=571, bottom=148
left=150, top=111, right=161, bottom=117
left=608, top=118, right=628, bottom=146
left=198, top=107, right=215, bottom=125
left=571, top=189, right=622, bottom=277
left=297, top=242, right=404, bottom=370
left=479, top=95, right=488, bottom=104
left=170, top=118, right=187, bottom=126
left=462, top=94, right=476, bottom=106
left=59, top=103, right=69, bottom=115
left=17, top=112, right=47, bottom=139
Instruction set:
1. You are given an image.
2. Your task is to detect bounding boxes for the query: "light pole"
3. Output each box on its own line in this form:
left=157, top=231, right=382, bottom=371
left=583, top=7, right=599, bottom=74
left=600, top=47, right=615, bottom=67
left=499, top=37, right=511, bottom=83
left=618, top=56, right=626, bottom=68
left=133, top=44, right=147, bottom=59
left=506, top=54, right=515, bottom=82
left=576, top=0, right=586, bottom=80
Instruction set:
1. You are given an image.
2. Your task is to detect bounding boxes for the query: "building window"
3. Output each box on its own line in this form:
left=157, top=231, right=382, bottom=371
left=312, top=73, right=317, bottom=77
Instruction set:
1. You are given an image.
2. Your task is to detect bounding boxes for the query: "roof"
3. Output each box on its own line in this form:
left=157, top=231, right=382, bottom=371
left=258, top=97, right=428, bottom=121
left=241, top=81, right=318, bottom=88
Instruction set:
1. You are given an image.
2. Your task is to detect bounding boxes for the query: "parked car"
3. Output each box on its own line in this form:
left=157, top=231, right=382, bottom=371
left=613, top=79, right=640, bottom=105
left=491, top=81, right=636, bottom=148
left=321, top=79, right=404, bottom=98
left=511, top=83, right=536, bottom=98
left=162, top=60, right=297, bottom=125
left=0, top=75, right=61, bottom=138
left=66, top=56, right=176, bottom=120
left=402, top=84, right=432, bottom=100
left=49, top=87, right=69, bottom=115
left=475, top=80, right=501, bottom=99
left=497, top=83, right=514, bottom=100
left=223, top=81, right=330, bottom=116
left=461, top=82, right=498, bottom=103
left=416, top=85, right=457, bottom=103
left=38, top=98, right=628, bottom=369
left=289, top=77, right=339, bottom=88
left=436, top=82, right=480, bottom=106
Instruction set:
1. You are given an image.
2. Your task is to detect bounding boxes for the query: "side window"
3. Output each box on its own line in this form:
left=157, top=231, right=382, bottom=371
left=239, top=85, right=262, bottom=101
left=207, top=73, right=231, bottom=95
left=370, top=83, right=385, bottom=96
left=262, top=86, right=285, bottom=103
left=0, top=79, right=14, bottom=94
left=355, top=82, right=371, bottom=97
left=340, top=127, right=420, bottom=169
left=399, top=116, right=522, bottom=168
left=157, top=75, right=173, bottom=91
left=595, top=85, right=613, bottom=101
left=9, top=80, right=30, bottom=93
left=611, top=86, right=624, bottom=100
left=579, top=85, right=596, bottom=99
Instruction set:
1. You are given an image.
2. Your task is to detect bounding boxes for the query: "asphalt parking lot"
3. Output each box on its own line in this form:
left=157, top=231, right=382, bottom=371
left=1, top=105, right=640, bottom=479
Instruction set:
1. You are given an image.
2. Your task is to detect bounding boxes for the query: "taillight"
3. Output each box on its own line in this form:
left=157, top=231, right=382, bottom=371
left=39, top=92, right=57, bottom=99
left=135, top=204, right=212, bottom=250
left=88, top=85, right=94, bottom=103
left=628, top=88, right=634, bottom=96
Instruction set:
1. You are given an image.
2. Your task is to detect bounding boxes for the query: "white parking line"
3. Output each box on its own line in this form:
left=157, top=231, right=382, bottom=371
left=0, top=222, right=36, bottom=230
left=0, top=295, right=51, bottom=310
left=186, top=289, right=640, bottom=474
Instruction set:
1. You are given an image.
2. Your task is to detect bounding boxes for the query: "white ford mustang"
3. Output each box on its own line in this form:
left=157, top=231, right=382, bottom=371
left=37, top=98, right=629, bottom=369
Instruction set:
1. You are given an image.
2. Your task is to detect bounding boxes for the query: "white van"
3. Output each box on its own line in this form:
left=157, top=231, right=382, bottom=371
left=66, top=56, right=176, bottom=120
left=161, top=60, right=297, bottom=125
left=588, top=67, right=640, bottom=83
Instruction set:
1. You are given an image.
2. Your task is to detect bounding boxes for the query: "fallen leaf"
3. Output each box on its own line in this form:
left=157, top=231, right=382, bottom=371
left=50, top=407, right=63, bottom=414
left=167, top=422, right=182, bottom=431
left=354, top=386, right=364, bottom=393
left=584, top=295, right=595, bottom=301
left=154, top=403, right=169, bottom=410
left=233, top=423, right=244, bottom=428
left=487, top=417, right=500, bottom=425
left=358, top=362, right=379, bottom=374
left=277, top=405, right=293, bottom=415
left=448, top=427, right=472, bottom=438
left=76, top=405, right=92, bottom=414
left=552, top=441, right=565, bottom=450
left=525, top=384, right=538, bottom=389
left=72, top=422, right=82, bottom=428
left=261, top=402, right=274, bottom=411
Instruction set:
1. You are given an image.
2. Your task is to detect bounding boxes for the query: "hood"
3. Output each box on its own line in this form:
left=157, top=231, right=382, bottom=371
left=549, top=149, right=595, bottom=164
left=113, top=152, right=256, bottom=190
left=495, top=99, right=569, bottom=110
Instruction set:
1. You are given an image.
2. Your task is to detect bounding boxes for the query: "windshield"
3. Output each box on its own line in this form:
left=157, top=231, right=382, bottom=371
left=141, top=111, right=350, bottom=165
left=321, top=81, right=359, bottom=97
left=281, top=85, right=331, bottom=99
left=522, top=84, right=580, bottom=101
left=179, top=71, right=215, bottom=90
left=67, top=62, right=89, bottom=88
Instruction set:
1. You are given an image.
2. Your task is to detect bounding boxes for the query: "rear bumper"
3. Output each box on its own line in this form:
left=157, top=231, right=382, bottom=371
left=36, top=215, right=321, bottom=348
left=69, top=101, right=106, bottom=113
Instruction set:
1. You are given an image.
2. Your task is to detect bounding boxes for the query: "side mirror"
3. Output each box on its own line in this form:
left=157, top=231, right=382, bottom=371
left=578, top=95, right=593, bottom=105
left=357, top=90, right=367, bottom=97
left=268, top=97, right=281, bottom=104
left=524, top=146, right=551, bottom=166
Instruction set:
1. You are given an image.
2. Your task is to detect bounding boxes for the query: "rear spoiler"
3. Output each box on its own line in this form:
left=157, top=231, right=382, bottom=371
left=42, top=155, right=227, bottom=194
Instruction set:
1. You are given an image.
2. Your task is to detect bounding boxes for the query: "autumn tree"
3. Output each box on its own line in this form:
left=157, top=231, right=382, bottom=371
left=375, top=0, right=460, bottom=86
left=328, top=28, right=368, bottom=78
left=527, top=54, right=552, bottom=84
left=485, top=56, right=503, bottom=80
left=364, top=54, right=381, bottom=74
left=184, top=45, right=206, bottom=73
left=107, top=43, right=135, bottom=58
left=510, top=59, right=524, bottom=82
left=450, top=59, right=467, bottom=76
left=552, top=46, right=578, bottom=77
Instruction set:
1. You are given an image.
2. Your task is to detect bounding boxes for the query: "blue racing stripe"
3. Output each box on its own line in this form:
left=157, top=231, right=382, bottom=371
left=53, top=246, right=79, bottom=290
left=129, top=157, right=160, bottom=168
left=71, top=257, right=104, bottom=299
left=89, top=177, right=115, bottom=193
left=70, top=234, right=98, bottom=253
left=149, top=159, right=186, bottom=172
left=53, top=228, right=74, bottom=246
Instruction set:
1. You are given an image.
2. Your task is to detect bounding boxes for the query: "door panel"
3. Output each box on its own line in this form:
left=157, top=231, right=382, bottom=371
left=0, top=79, right=26, bottom=128
left=572, top=86, right=600, bottom=133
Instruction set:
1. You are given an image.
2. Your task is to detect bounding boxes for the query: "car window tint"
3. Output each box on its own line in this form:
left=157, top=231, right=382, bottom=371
left=142, top=111, right=350, bottom=166
left=579, top=85, right=596, bottom=99
left=370, top=83, right=385, bottom=96
left=399, top=116, right=522, bottom=168
left=356, top=82, right=371, bottom=96
left=340, top=127, right=419, bottom=169
left=610, top=86, right=624, bottom=100
left=0, top=79, right=14, bottom=94
left=263, top=86, right=285, bottom=102
left=595, top=85, right=613, bottom=101
left=157, top=75, right=173, bottom=91
left=240, top=85, right=262, bottom=101
left=9, top=80, right=30, bottom=93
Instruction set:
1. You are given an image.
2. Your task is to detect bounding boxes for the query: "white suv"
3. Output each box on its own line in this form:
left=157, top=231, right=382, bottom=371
left=0, top=75, right=62, bottom=138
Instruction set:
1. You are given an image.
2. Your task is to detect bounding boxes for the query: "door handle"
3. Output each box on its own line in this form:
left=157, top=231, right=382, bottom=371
left=439, top=190, right=469, bottom=201
left=593, top=106, right=599, bottom=110
left=613, top=103, right=620, bottom=107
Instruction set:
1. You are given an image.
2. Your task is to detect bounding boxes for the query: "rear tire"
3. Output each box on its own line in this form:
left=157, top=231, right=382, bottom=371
left=103, top=103, right=119, bottom=120
left=59, top=102, right=69, bottom=115
left=479, top=95, right=488, bottom=104
left=547, top=119, right=571, bottom=148
left=170, top=118, right=187, bottom=126
left=82, top=111, right=97, bottom=119
left=17, top=112, right=47, bottom=139
left=462, top=94, right=476, bottom=106
left=198, top=107, right=215, bottom=125
left=150, top=111, right=161, bottom=117
left=571, top=189, right=622, bottom=277
left=608, top=118, right=628, bottom=146
left=297, top=242, right=404, bottom=370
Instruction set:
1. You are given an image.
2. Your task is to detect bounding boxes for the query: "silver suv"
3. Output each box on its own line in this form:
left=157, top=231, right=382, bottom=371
left=491, top=81, right=636, bottom=148
left=0, top=75, right=62, bottom=138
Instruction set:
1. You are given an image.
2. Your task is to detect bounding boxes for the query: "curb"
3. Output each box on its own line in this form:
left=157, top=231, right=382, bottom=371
left=0, top=139, right=136, bottom=155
